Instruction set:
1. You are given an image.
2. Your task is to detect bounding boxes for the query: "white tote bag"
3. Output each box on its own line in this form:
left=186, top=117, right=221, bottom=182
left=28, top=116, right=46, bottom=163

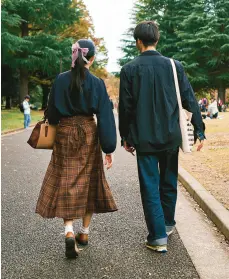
left=170, top=59, right=194, bottom=153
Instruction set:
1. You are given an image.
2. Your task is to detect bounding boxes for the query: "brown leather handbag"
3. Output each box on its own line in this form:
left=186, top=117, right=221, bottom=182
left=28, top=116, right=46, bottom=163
left=27, top=120, right=57, bottom=149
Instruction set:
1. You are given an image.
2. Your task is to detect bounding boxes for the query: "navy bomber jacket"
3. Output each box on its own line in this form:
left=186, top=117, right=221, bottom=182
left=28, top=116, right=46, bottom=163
left=119, top=50, right=205, bottom=153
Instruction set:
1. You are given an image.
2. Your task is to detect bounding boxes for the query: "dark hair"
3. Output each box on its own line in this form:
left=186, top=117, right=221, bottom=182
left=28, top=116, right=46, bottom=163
left=70, top=39, right=95, bottom=93
left=24, top=95, right=30, bottom=99
left=133, top=21, right=160, bottom=47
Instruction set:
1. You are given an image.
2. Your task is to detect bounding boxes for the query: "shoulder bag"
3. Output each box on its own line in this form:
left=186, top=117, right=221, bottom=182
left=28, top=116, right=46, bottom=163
left=27, top=119, right=57, bottom=149
left=170, top=58, right=194, bottom=153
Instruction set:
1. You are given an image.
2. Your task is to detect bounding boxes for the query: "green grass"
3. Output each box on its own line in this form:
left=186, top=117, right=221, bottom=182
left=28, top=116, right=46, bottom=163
left=1, top=108, right=44, bottom=132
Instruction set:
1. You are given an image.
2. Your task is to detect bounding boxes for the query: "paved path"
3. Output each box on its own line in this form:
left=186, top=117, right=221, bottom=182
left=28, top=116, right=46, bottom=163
left=2, top=129, right=200, bottom=279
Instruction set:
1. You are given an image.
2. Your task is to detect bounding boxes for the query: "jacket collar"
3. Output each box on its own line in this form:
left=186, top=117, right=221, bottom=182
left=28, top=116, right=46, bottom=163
left=140, top=50, right=162, bottom=57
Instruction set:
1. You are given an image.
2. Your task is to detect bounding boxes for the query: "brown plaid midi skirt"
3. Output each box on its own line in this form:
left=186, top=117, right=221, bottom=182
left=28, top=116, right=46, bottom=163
left=35, top=115, right=117, bottom=219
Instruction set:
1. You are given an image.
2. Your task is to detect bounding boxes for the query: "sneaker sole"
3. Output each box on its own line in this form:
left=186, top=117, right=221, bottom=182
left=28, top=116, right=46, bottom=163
left=65, top=237, right=79, bottom=259
left=145, top=243, right=167, bottom=253
left=166, top=230, right=174, bottom=237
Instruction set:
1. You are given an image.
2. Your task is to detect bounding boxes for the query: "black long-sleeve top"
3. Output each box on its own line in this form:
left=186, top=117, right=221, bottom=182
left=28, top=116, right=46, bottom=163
left=47, top=69, right=117, bottom=154
left=119, top=50, right=205, bottom=153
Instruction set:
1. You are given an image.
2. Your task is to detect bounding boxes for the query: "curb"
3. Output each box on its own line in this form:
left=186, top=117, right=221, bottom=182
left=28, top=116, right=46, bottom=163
left=1, top=124, right=35, bottom=136
left=178, top=166, right=229, bottom=240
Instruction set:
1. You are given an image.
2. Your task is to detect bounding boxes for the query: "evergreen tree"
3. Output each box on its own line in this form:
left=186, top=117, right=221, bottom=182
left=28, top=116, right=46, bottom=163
left=119, top=0, right=185, bottom=66
left=1, top=4, right=22, bottom=108
left=176, top=0, right=229, bottom=101
left=119, top=0, right=229, bottom=100
left=61, top=0, right=109, bottom=78
left=2, top=0, right=79, bottom=101
left=2, top=0, right=109, bottom=107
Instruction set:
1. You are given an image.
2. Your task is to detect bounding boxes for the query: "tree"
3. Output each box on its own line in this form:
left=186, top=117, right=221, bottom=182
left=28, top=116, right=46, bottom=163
left=118, top=0, right=181, bottom=66
left=32, top=0, right=109, bottom=109
left=61, top=0, right=109, bottom=79
left=1, top=6, right=22, bottom=108
left=1, top=65, right=18, bottom=109
left=2, top=0, right=79, bottom=101
left=2, top=0, right=110, bottom=109
left=104, top=75, right=120, bottom=100
left=119, top=0, right=229, bottom=100
left=175, top=0, right=229, bottom=102
left=119, top=0, right=197, bottom=64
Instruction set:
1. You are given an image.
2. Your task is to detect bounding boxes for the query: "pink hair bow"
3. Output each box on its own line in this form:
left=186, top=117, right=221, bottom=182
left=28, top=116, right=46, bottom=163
left=71, top=42, right=89, bottom=68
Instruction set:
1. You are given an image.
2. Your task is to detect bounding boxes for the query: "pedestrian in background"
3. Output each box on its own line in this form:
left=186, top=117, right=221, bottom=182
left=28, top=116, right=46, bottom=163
left=23, top=95, right=31, bottom=129
left=218, top=98, right=223, bottom=112
left=208, top=98, right=218, bottom=118
left=198, top=99, right=202, bottom=111
left=35, top=39, right=117, bottom=259
left=119, top=21, right=205, bottom=253
left=202, top=97, right=208, bottom=112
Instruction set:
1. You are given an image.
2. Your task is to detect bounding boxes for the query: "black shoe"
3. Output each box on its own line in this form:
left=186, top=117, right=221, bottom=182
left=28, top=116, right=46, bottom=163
left=65, top=233, right=79, bottom=259
left=75, top=233, right=89, bottom=246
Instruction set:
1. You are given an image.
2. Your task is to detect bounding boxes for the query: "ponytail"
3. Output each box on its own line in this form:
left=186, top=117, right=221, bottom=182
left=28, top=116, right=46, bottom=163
left=70, top=50, right=86, bottom=93
left=70, top=39, right=95, bottom=94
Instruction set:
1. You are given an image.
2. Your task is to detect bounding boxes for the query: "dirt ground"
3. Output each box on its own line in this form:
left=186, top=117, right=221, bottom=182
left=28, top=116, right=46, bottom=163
left=179, top=112, right=229, bottom=210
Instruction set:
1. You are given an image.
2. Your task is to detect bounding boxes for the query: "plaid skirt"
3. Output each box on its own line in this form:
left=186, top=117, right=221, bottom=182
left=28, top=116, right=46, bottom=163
left=35, top=115, right=117, bottom=219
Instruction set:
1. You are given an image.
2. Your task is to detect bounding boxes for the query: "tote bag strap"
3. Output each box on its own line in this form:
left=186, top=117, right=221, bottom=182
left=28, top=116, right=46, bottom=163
left=170, top=58, right=183, bottom=110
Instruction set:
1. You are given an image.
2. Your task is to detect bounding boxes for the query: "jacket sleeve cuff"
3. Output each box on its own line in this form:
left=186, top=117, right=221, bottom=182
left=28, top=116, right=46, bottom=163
left=196, top=131, right=206, bottom=141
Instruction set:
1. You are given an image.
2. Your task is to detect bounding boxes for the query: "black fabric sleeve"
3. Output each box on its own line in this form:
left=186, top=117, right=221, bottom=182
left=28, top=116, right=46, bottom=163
left=175, top=61, right=206, bottom=140
left=96, top=79, right=117, bottom=154
left=118, top=67, right=133, bottom=144
left=47, top=76, right=61, bottom=125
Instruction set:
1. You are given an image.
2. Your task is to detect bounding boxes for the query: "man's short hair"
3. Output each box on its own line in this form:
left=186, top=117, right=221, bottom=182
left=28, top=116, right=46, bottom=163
left=24, top=95, right=30, bottom=99
left=134, top=21, right=160, bottom=47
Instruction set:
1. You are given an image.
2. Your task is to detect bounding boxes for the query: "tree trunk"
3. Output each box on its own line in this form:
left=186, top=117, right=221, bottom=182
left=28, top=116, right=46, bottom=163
left=20, top=22, right=29, bottom=102
left=20, top=68, right=29, bottom=101
left=218, top=84, right=226, bottom=104
left=41, top=84, right=50, bottom=110
left=5, top=96, right=11, bottom=109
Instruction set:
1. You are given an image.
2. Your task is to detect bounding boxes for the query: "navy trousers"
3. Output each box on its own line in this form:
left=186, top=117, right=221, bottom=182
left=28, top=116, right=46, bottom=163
left=137, top=148, right=179, bottom=245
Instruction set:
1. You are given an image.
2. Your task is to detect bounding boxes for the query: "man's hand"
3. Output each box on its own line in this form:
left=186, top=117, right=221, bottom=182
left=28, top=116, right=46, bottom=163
left=124, top=141, right=135, bottom=156
left=196, top=140, right=204, bottom=151
left=104, top=154, right=114, bottom=170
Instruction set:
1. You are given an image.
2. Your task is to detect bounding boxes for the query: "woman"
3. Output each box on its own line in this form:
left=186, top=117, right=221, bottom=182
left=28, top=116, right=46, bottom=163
left=35, top=39, right=117, bottom=259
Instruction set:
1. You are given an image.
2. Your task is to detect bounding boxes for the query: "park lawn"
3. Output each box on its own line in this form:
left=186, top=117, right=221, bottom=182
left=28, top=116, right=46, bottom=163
left=179, top=112, right=229, bottom=210
left=1, top=109, right=44, bottom=132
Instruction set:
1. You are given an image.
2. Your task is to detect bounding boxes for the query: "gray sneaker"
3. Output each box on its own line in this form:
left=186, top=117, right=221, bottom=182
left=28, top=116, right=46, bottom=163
left=145, top=242, right=167, bottom=253
left=166, top=226, right=175, bottom=236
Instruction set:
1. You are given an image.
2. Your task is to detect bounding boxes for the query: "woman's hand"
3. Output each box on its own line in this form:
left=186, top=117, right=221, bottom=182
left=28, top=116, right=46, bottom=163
left=104, top=154, right=114, bottom=170
left=197, top=140, right=204, bottom=151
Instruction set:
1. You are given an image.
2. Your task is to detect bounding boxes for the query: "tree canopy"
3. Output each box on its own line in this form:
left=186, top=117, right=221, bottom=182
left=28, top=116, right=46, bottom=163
left=119, top=0, right=229, bottom=102
left=1, top=0, right=109, bottom=106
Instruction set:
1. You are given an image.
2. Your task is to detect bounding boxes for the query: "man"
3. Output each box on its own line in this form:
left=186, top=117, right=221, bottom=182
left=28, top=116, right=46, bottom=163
left=119, top=21, right=205, bottom=253
left=23, top=95, right=31, bottom=129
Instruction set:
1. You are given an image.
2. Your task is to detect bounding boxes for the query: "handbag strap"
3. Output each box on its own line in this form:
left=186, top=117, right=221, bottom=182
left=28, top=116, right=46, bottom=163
left=170, top=58, right=183, bottom=110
